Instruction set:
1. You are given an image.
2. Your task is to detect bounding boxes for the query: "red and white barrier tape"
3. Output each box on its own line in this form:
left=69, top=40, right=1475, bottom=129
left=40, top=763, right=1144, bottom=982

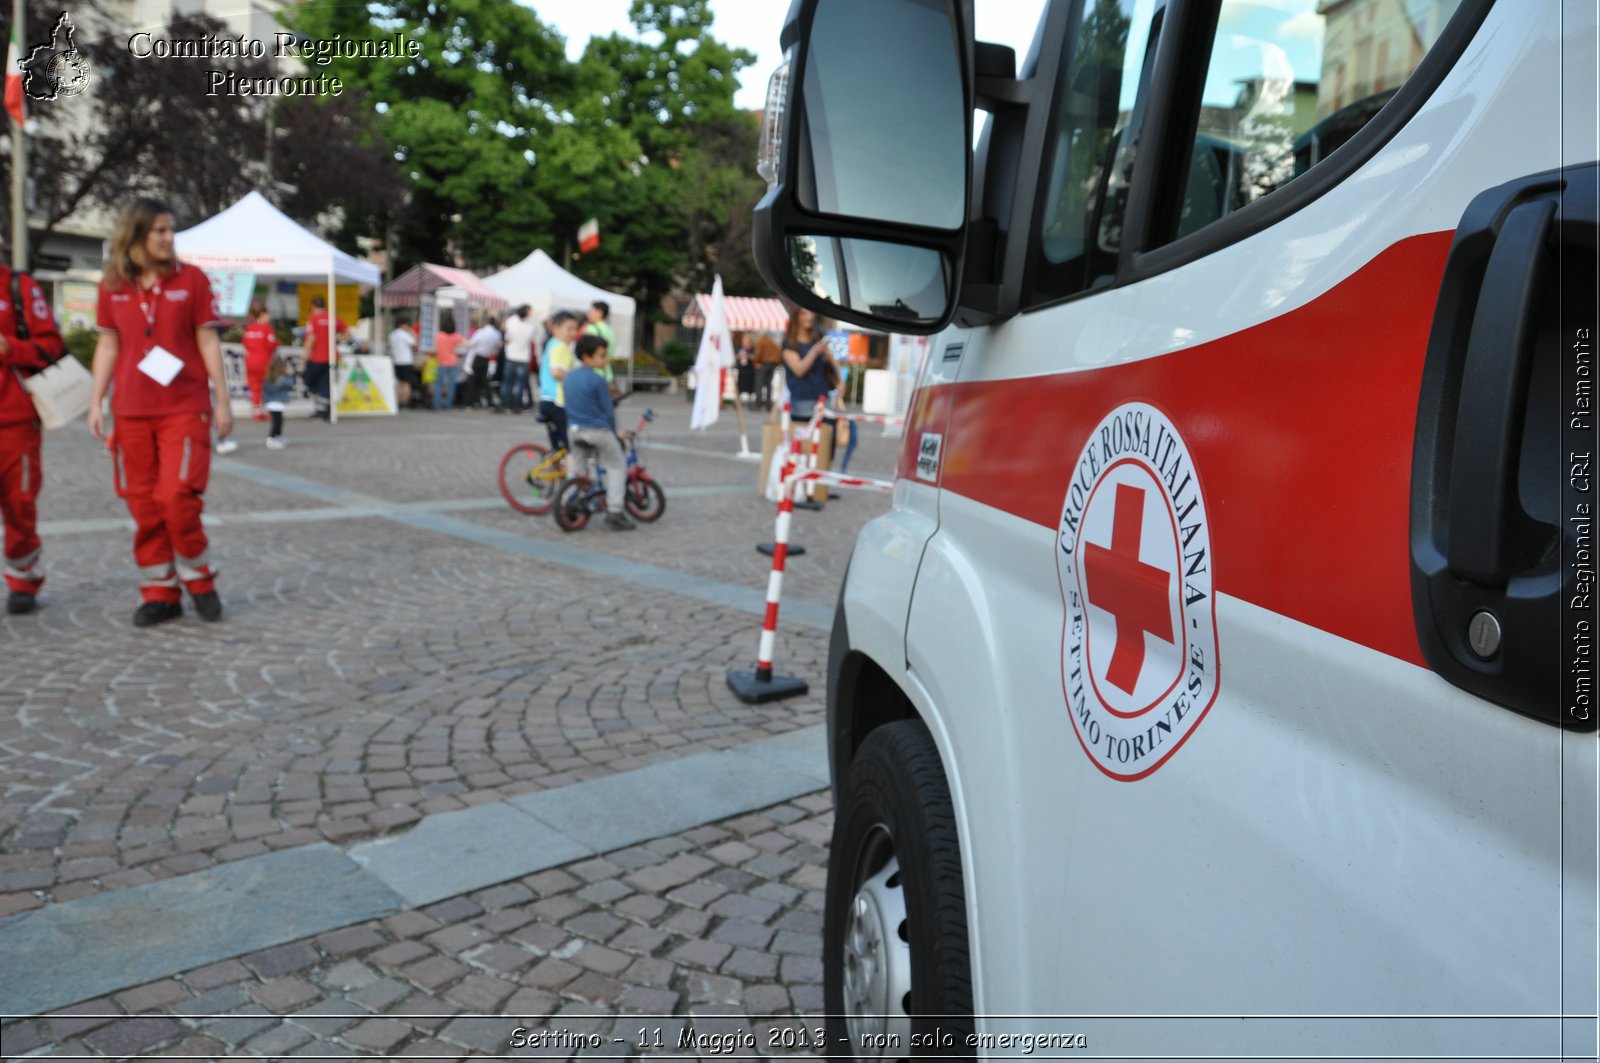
left=822, top=408, right=907, bottom=426
left=781, top=468, right=895, bottom=494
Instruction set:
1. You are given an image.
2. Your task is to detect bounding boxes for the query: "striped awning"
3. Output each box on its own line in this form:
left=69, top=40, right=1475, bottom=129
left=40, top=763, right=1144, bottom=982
left=681, top=294, right=789, bottom=332
left=379, top=263, right=507, bottom=312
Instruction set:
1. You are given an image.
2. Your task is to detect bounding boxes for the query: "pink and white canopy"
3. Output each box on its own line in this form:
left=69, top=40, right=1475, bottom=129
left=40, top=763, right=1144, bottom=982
left=380, top=263, right=506, bottom=313
left=681, top=294, right=789, bottom=332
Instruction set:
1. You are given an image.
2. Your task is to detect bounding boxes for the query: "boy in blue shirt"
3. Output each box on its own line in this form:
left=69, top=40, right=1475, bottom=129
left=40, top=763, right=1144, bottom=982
left=565, top=334, right=635, bottom=530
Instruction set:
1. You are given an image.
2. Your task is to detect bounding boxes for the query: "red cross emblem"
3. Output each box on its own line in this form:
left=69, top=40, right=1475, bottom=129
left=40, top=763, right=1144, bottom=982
left=1084, top=483, right=1175, bottom=696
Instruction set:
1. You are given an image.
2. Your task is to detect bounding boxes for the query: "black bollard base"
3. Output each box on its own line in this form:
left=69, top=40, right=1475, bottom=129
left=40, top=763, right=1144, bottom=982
left=756, top=543, right=806, bottom=557
left=727, top=670, right=809, bottom=704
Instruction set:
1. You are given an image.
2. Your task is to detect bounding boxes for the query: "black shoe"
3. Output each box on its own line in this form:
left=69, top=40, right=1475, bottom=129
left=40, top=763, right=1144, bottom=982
left=192, top=590, right=223, bottom=622
left=604, top=512, right=637, bottom=531
left=6, top=590, right=36, bottom=615
left=133, top=600, right=183, bottom=627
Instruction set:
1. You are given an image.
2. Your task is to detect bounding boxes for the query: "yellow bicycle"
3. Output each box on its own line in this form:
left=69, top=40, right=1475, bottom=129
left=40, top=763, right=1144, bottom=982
left=497, top=442, right=567, bottom=515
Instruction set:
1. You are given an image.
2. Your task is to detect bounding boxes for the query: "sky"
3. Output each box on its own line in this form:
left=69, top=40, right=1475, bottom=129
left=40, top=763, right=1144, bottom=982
left=523, top=0, right=1051, bottom=111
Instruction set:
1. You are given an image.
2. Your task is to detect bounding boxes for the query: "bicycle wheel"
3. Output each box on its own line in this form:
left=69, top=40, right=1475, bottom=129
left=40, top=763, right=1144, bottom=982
left=624, top=476, right=666, bottom=522
left=498, top=443, right=561, bottom=515
left=554, top=478, right=594, bottom=532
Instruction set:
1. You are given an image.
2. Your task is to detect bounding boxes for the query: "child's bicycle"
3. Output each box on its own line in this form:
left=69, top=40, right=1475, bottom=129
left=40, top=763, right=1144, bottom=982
left=498, top=439, right=567, bottom=515
left=553, top=411, right=665, bottom=531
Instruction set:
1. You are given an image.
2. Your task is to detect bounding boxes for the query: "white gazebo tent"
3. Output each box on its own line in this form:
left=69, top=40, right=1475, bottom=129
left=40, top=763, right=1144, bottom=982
left=175, top=191, right=383, bottom=421
left=469, top=250, right=636, bottom=374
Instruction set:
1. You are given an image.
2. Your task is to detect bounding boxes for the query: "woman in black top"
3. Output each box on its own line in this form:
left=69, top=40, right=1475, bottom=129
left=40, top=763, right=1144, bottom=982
left=781, top=308, right=836, bottom=418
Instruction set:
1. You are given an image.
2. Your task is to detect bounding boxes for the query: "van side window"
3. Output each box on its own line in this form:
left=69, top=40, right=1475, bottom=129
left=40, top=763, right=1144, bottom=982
left=1030, top=0, right=1160, bottom=300
left=1175, top=0, right=1465, bottom=237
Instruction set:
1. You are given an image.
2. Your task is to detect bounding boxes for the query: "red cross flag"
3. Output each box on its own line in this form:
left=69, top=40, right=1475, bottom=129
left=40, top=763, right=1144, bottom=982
left=691, top=275, right=734, bottom=430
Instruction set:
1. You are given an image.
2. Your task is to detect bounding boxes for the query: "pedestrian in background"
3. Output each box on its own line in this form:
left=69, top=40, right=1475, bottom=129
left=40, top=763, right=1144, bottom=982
left=241, top=302, right=276, bottom=421
left=0, top=237, right=66, bottom=616
left=301, top=294, right=346, bottom=421
left=389, top=314, right=418, bottom=409
left=463, top=313, right=502, bottom=408
left=262, top=353, right=292, bottom=450
left=753, top=331, right=781, bottom=410
left=500, top=304, right=535, bottom=413
left=582, top=301, right=618, bottom=393
left=781, top=309, right=835, bottom=419
left=88, top=197, right=231, bottom=626
left=431, top=312, right=464, bottom=410
left=582, top=301, right=614, bottom=349
left=735, top=333, right=756, bottom=409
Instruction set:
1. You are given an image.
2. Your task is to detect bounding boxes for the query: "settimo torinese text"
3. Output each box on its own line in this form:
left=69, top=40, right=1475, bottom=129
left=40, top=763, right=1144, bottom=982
left=127, top=32, right=421, bottom=97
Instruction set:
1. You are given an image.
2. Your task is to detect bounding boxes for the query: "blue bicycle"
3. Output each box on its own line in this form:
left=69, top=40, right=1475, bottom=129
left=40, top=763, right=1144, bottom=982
left=553, top=410, right=665, bottom=531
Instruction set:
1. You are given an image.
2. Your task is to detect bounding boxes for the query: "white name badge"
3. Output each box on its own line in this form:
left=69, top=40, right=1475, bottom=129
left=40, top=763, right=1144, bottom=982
left=137, top=345, right=184, bottom=386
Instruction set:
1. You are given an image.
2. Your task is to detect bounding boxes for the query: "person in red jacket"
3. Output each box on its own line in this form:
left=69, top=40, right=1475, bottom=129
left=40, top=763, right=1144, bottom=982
left=88, top=197, right=232, bottom=627
left=0, top=250, right=67, bottom=615
left=241, top=301, right=277, bottom=420
left=302, top=293, right=346, bottom=420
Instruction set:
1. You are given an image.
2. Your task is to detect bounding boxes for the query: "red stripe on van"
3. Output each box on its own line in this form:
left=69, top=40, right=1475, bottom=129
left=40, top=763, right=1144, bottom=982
left=900, top=232, right=1455, bottom=667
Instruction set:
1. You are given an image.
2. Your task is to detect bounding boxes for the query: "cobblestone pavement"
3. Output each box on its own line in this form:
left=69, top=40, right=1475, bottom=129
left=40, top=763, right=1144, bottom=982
left=1, top=405, right=891, bottom=914
left=2, top=793, right=835, bottom=1059
left=0, top=398, right=902, bottom=1030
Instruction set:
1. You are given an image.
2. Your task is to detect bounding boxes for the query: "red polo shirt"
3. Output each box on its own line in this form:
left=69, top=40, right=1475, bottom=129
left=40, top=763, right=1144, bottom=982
left=305, top=309, right=346, bottom=364
left=97, top=263, right=220, bottom=418
left=242, top=321, right=278, bottom=365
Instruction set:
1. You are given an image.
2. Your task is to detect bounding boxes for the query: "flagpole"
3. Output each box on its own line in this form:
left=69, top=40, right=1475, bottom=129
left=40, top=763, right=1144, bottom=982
left=327, top=270, right=338, bottom=424
left=10, top=0, right=26, bottom=270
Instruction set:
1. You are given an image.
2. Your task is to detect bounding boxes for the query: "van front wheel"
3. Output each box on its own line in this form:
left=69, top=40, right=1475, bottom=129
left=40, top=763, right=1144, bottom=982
left=824, top=720, right=973, bottom=1059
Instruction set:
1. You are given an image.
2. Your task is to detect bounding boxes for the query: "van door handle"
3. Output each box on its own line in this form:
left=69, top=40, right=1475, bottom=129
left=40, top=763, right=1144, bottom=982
left=1411, top=163, right=1596, bottom=729
left=1444, top=198, right=1554, bottom=586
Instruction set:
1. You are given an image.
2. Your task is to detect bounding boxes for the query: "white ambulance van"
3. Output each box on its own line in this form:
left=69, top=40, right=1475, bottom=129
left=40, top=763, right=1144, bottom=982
left=752, top=0, right=1597, bottom=1057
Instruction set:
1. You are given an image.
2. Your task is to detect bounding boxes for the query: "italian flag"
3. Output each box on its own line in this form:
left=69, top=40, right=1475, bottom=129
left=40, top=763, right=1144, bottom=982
left=4, top=22, right=23, bottom=127
left=577, top=216, right=599, bottom=254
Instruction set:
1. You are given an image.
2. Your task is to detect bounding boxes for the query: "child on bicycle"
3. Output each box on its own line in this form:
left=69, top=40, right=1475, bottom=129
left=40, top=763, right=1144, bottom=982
left=565, top=334, right=635, bottom=531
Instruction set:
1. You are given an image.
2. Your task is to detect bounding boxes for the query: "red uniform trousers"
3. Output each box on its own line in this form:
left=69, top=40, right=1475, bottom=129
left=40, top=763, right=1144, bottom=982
left=245, top=354, right=270, bottom=409
left=0, top=420, right=44, bottom=594
left=111, top=411, right=217, bottom=603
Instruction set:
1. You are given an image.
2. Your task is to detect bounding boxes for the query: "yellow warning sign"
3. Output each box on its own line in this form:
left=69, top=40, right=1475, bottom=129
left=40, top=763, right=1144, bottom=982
left=339, top=363, right=392, bottom=414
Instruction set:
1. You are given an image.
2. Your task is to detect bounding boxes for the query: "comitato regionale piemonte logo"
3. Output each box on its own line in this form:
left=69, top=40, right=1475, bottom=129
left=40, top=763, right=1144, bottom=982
left=18, top=12, right=92, bottom=102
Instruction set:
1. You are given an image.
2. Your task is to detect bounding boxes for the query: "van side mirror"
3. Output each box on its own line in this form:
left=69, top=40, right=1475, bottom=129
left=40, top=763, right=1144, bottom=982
left=753, top=0, right=972, bottom=335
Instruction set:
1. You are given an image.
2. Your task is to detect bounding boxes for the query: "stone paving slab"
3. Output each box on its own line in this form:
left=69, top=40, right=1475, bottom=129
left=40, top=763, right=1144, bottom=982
left=0, top=843, right=405, bottom=1018
left=4, top=791, right=838, bottom=1059
left=508, top=746, right=825, bottom=856
left=348, top=802, right=593, bottom=909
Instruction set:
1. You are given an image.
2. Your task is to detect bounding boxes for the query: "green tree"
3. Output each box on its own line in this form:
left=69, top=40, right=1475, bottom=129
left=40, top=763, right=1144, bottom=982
left=282, top=0, right=573, bottom=266
left=569, top=1, right=756, bottom=338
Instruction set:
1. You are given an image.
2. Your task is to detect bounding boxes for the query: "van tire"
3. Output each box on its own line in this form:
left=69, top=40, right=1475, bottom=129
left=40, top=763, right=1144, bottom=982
left=825, top=720, right=973, bottom=1059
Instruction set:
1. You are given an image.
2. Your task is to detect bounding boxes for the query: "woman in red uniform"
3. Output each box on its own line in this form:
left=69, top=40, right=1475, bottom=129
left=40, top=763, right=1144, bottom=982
left=88, top=197, right=232, bottom=627
left=0, top=249, right=66, bottom=615
left=241, top=301, right=277, bottom=420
